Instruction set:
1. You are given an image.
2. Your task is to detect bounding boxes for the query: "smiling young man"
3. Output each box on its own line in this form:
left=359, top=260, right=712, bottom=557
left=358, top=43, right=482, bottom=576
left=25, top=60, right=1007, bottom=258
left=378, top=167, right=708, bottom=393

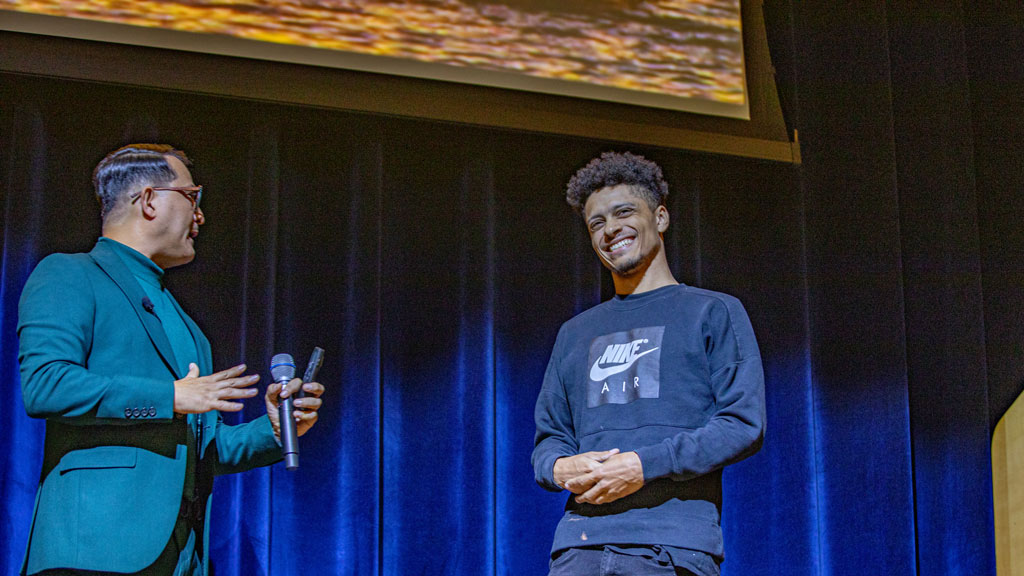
left=17, top=144, right=325, bottom=575
left=532, top=152, right=765, bottom=576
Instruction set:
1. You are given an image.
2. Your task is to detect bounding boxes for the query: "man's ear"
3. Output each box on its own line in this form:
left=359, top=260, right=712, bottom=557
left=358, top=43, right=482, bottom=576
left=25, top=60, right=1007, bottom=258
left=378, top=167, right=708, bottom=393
left=138, top=188, right=158, bottom=220
left=656, top=205, right=669, bottom=233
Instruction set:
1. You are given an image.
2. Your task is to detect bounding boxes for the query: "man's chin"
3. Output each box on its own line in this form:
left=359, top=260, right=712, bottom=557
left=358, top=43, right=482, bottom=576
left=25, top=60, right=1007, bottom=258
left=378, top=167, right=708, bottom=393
left=165, top=250, right=196, bottom=269
left=604, top=248, right=658, bottom=279
left=605, top=258, right=643, bottom=278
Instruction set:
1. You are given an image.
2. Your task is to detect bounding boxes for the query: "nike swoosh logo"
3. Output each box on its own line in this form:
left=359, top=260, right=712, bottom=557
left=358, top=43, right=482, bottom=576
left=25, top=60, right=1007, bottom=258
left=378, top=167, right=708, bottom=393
left=589, top=347, right=659, bottom=381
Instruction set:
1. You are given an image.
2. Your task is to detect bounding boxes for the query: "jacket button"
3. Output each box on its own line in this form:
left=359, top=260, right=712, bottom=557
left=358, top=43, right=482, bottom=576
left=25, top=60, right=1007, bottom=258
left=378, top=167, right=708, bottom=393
left=125, top=407, right=133, bottom=418
left=149, top=407, right=157, bottom=417
left=132, top=408, right=141, bottom=418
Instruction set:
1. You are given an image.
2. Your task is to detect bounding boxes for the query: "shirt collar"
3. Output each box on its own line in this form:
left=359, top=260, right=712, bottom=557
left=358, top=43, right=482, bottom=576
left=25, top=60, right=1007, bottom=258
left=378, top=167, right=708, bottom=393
left=98, top=237, right=164, bottom=289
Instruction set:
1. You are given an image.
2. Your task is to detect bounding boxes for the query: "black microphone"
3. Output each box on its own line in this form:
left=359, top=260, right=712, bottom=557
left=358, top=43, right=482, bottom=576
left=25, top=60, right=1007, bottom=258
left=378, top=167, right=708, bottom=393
left=141, top=297, right=155, bottom=313
left=270, top=353, right=300, bottom=470
left=300, top=347, right=325, bottom=397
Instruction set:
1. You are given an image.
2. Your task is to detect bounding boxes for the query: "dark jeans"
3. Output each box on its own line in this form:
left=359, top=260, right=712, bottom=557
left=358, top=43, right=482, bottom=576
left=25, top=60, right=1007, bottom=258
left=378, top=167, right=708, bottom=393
left=549, top=545, right=703, bottom=576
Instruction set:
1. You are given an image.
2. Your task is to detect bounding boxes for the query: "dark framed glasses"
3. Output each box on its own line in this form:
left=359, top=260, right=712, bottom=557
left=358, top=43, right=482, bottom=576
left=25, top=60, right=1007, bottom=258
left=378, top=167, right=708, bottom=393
left=130, top=185, right=203, bottom=211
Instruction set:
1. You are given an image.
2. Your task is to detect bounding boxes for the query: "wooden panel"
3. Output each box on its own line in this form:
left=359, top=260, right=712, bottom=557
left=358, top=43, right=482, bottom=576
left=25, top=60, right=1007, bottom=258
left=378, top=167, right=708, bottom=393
left=994, top=391, right=1024, bottom=575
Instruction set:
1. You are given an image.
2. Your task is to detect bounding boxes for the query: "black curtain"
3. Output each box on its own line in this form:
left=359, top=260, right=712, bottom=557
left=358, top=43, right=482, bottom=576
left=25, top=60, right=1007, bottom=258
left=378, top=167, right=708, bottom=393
left=2, top=2, right=1021, bottom=573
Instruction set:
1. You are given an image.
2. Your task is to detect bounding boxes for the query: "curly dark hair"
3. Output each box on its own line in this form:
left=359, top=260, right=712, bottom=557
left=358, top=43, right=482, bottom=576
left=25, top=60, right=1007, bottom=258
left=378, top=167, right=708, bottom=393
left=565, top=151, right=669, bottom=214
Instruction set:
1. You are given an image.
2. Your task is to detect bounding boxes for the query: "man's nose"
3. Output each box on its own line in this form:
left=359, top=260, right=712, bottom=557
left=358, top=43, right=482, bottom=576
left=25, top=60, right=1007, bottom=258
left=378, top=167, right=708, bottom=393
left=604, top=218, right=622, bottom=237
left=194, top=206, right=205, bottom=225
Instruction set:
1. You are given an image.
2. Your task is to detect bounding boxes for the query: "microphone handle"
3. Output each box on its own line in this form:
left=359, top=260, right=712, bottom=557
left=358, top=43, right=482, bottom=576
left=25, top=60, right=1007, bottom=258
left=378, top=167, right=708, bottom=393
left=277, top=377, right=300, bottom=470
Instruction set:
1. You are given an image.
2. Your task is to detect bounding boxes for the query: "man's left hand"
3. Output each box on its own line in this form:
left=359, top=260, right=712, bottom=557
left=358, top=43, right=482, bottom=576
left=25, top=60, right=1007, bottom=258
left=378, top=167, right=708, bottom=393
left=266, top=378, right=324, bottom=442
left=565, top=451, right=644, bottom=505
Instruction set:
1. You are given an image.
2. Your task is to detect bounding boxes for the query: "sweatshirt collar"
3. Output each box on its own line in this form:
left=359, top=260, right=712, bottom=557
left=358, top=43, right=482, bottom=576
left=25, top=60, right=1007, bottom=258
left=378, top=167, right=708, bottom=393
left=607, top=283, right=682, bottom=310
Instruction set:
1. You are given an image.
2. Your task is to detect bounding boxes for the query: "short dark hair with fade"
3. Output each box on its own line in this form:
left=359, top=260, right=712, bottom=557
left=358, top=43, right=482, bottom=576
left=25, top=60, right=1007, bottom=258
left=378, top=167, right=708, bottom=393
left=565, top=151, right=669, bottom=214
left=92, top=144, right=191, bottom=220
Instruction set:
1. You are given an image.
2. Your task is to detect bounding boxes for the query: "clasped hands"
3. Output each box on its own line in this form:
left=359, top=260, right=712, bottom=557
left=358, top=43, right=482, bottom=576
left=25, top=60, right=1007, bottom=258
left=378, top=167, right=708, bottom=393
left=553, top=448, right=645, bottom=505
left=173, top=363, right=324, bottom=442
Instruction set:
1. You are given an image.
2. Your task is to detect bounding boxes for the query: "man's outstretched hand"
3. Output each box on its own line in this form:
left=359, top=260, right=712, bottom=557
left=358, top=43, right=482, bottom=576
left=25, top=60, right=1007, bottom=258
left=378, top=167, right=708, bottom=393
left=174, top=363, right=259, bottom=413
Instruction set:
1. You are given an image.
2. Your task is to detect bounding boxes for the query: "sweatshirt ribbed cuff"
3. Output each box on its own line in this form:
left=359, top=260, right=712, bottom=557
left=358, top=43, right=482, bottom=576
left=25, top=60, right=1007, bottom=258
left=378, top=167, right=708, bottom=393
left=537, top=451, right=563, bottom=491
left=635, top=442, right=674, bottom=482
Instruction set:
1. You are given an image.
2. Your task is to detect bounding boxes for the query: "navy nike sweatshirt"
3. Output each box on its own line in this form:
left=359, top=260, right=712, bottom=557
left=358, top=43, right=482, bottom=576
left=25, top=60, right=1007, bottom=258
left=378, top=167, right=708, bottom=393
left=531, top=283, right=765, bottom=560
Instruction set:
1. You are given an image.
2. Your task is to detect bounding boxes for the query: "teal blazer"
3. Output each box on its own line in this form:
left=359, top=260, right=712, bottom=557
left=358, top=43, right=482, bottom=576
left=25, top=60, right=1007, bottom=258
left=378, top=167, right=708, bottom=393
left=17, top=240, right=281, bottom=575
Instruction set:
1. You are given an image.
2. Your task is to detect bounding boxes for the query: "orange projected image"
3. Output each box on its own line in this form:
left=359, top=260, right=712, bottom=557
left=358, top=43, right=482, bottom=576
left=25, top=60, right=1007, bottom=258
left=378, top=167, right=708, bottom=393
left=0, top=0, right=746, bottom=114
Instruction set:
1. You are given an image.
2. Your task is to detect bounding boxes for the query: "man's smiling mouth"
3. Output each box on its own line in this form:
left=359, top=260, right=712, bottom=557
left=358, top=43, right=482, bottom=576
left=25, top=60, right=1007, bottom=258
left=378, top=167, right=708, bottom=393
left=609, top=238, right=634, bottom=252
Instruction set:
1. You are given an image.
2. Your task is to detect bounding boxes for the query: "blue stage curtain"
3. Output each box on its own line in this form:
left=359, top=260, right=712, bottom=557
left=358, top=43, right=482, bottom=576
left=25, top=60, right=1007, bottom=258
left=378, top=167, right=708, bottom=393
left=1, top=1, right=1015, bottom=566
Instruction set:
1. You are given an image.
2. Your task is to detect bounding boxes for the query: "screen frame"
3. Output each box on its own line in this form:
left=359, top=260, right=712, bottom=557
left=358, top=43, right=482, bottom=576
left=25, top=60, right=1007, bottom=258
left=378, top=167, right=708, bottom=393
left=0, top=3, right=798, bottom=163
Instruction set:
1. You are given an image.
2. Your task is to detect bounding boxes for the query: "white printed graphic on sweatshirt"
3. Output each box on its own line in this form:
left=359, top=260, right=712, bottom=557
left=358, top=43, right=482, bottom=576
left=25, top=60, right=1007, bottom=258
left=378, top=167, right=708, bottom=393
left=587, top=326, right=664, bottom=407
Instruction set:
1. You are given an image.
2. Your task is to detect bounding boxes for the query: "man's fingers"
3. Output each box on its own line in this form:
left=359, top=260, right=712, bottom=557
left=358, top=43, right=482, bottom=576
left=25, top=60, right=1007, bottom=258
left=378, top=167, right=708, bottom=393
left=210, top=364, right=248, bottom=381
left=575, top=481, right=604, bottom=504
left=219, top=386, right=259, bottom=400
left=186, top=363, right=200, bottom=379
left=219, top=374, right=259, bottom=389
left=280, top=377, right=302, bottom=399
left=296, top=411, right=319, bottom=436
left=565, top=471, right=599, bottom=494
left=295, top=396, right=321, bottom=411
left=214, top=400, right=246, bottom=412
left=301, top=382, right=325, bottom=398
left=577, top=478, right=620, bottom=505
left=294, top=409, right=319, bottom=422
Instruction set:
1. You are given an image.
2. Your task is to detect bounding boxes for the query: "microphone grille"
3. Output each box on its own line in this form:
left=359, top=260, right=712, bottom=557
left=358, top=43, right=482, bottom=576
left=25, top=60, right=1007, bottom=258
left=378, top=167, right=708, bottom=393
left=270, top=353, right=296, bottom=381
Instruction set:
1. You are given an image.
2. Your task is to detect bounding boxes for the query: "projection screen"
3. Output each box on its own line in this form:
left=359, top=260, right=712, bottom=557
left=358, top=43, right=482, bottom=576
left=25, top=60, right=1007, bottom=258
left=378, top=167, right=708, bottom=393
left=0, top=0, right=749, bottom=119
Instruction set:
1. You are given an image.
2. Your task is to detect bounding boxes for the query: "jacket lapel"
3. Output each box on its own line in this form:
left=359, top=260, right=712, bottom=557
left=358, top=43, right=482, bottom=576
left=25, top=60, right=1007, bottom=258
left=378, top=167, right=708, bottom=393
left=167, top=295, right=212, bottom=375
left=168, top=295, right=218, bottom=450
left=89, top=241, right=181, bottom=378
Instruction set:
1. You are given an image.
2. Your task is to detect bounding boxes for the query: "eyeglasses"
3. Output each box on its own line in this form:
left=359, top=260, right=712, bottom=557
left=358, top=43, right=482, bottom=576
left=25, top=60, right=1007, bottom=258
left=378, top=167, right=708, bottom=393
left=130, top=185, right=203, bottom=211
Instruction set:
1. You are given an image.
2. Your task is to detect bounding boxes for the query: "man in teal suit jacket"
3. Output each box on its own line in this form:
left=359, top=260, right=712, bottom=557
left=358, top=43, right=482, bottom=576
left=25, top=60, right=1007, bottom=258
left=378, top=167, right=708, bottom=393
left=17, top=144, right=325, bottom=575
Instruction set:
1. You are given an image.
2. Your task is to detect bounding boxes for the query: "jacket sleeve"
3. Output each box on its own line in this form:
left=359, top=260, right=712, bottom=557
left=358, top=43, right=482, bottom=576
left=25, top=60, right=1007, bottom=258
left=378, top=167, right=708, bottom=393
left=531, top=326, right=578, bottom=492
left=18, top=254, right=176, bottom=424
left=210, top=413, right=282, bottom=475
left=633, top=296, right=766, bottom=482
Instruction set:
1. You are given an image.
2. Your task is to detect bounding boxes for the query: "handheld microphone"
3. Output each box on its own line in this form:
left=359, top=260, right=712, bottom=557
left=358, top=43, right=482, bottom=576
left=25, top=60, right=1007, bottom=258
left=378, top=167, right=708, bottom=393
left=270, top=353, right=300, bottom=470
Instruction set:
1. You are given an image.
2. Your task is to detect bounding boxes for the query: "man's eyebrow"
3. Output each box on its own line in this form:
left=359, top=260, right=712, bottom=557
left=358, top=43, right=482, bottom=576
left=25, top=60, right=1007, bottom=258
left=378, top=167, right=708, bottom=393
left=588, top=200, right=638, bottom=222
left=597, top=201, right=637, bottom=215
